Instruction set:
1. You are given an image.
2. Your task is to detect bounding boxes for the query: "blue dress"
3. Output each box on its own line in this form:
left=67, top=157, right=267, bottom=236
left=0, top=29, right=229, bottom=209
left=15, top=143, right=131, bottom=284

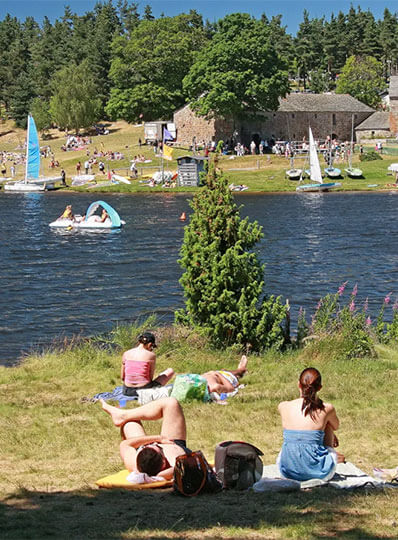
left=278, top=429, right=337, bottom=481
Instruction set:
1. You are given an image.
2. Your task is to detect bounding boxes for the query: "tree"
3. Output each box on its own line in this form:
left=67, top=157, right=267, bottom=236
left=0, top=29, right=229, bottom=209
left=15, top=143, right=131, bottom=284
left=294, top=11, right=326, bottom=90
left=49, top=60, right=101, bottom=132
left=30, top=97, right=52, bottom=133
left=336, top=55, right=384, bottom=108
left=9, top=71, right=35, bottom=128
left=183, top=13, right=290, bottom=119
left=106, top=13, right=207, bottom=122
left=175, top=161, right=288, bottom=352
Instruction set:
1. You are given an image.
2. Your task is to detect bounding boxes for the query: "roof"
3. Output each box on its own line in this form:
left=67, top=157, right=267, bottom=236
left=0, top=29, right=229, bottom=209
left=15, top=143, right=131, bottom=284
left=389, top=76, right=398, bottom=99
left=277, top=93, right=374, bottom=113
left=355, top=111, right=390, bottom=130
left=177, top=155, right=208, bottom=162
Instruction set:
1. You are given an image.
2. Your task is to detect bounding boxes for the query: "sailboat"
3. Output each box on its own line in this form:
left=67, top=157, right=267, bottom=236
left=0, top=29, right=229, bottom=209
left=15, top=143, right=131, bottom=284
left=345, top=115, right=363, bottom=178
left=297, top=128, right=341, bottom=192
left=285, top=155, right=303, bottom=181
left=324, top=151, right=342, bottom=178
left=4, top=115, right=62, bottom=192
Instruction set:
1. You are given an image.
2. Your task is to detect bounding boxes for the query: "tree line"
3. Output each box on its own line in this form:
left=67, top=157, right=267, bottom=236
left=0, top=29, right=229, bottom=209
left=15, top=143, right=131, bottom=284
left=1, top=2, right=398, bottom=132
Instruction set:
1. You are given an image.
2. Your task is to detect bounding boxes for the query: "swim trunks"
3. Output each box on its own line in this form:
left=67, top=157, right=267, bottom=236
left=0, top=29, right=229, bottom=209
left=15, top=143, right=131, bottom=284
left=218, top=370, right=239, bottom=388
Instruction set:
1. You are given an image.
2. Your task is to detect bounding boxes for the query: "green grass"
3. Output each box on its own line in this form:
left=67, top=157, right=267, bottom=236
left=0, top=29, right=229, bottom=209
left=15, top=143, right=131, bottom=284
left=2, top=120, right=398, bottom=194
left=0, top=325, right=397, bottom=539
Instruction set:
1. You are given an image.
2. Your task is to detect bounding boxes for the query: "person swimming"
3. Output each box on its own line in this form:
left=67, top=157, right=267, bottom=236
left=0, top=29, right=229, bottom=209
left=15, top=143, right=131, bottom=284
left=277, top=367, right=345, bottom=482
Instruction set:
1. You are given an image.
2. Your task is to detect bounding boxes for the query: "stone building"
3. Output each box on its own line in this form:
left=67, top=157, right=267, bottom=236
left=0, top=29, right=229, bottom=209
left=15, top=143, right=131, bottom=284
left=354, top=111, right=391, bottom=142
left=173, top=93, right=375, bottom=147
left=388, top=75, right=398, bottom=135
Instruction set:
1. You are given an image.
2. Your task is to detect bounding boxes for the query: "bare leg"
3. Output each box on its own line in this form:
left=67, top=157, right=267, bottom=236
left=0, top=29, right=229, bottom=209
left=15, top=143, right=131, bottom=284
left=101, top=397, right=186, bottom=440
left=224, top=355, right=249, bottom=379
left=153, top=367, right=174, bottom=386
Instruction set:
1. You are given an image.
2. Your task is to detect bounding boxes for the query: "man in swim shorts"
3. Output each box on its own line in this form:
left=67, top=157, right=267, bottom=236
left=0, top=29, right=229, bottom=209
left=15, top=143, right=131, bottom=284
left=202, top=355, right=248, bottom=395
left=101, top=397, right=189, bottom=480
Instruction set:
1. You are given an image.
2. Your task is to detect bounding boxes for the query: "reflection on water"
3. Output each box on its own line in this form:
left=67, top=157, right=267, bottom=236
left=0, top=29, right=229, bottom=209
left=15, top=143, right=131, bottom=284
left=0, top=191, right=397, bottom=365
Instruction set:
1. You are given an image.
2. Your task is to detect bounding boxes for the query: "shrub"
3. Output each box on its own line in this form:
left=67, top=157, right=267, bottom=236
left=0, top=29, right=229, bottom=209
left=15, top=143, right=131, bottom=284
left=359, top=150, right=382, bottom=161
left=175, top=160, right=288, bottom=352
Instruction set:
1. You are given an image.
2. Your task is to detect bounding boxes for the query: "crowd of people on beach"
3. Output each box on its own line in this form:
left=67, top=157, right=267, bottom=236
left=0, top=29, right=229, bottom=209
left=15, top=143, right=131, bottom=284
left=99, top=331, right=344, bottom=484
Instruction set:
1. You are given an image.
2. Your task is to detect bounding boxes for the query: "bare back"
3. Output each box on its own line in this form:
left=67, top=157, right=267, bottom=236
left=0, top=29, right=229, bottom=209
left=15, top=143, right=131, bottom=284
left=122, top=345, right=156, bottom=384
left=278, top=398, right=339, bottom=431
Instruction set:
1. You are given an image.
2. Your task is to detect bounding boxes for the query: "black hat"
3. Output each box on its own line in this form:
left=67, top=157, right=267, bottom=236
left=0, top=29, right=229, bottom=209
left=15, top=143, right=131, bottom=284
left=138, top=332, right=157, bottom=347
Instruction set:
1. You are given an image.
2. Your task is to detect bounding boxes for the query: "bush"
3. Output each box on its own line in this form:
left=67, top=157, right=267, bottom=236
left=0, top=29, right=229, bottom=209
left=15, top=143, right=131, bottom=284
left=359, top=150, right=382, bottom=161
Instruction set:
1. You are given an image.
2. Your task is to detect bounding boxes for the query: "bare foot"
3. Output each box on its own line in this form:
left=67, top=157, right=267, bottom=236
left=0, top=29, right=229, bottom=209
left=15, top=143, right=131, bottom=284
left=100, top=399, right=126, bottom=427
left=238, top=355, right=248, bottom=372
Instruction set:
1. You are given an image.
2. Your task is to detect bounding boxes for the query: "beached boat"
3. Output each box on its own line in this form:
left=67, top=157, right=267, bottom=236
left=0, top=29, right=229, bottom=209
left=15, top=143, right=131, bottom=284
left=297, top=129, right=341, bottom=193
left=49, top=200, right=125, bottom=229
left=4, top=115, right=62, bottom=192
left=344, top=117, right=363, bottom=178
left=324, top=165, right=342, bottom=178
left=285, top=157, right=303, bottom=181
left=71, top=174, right=96, bottom=186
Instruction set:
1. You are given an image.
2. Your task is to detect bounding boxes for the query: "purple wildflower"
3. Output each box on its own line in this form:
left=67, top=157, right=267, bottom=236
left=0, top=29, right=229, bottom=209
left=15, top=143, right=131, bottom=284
left=349, top=300, right=355, bottom=312
left=364, top=297, right=368, bottom=312
left=352, top=283, right=358, bottom=297
left=366, top=316, right=372, bottom=326
left=338, top=281, right=348, bottom=296
left=384, top=292, right=392, bottom=306
left=393, top=300, right=398, bottom=311
left=316, top=299, right=322, bottom=311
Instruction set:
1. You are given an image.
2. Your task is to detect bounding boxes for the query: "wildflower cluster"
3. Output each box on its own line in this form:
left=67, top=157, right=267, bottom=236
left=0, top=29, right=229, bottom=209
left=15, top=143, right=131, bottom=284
left=297, top=283, right=398, bottom=359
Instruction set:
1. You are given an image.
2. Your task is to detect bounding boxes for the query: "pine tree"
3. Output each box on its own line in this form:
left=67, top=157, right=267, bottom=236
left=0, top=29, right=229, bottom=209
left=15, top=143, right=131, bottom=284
left=175, top=161, right=288, bottom=352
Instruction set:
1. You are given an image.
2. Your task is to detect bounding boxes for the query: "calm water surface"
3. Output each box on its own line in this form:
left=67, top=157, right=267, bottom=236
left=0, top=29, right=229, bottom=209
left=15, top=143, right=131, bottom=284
left=1, top=191, right=397, bottom=365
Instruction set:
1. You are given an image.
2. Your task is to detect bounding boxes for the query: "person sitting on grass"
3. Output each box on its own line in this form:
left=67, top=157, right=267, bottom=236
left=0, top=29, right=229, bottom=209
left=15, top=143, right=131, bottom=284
left=121, top=332, right=174, bottom=397
left=101, top=397, right=189, bottom=479
left=277, top=367, right=345, bottom=482
left=202, top=355, right=248, bottom=396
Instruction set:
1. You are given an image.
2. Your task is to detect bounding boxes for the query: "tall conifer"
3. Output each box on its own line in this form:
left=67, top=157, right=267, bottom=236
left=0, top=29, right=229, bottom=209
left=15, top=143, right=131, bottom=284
left=175, top=161, right=288, bottom=352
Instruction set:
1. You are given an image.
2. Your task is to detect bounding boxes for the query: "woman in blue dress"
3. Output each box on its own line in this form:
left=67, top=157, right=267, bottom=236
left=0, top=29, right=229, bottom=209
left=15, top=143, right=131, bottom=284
left=277, top=367, right=345, bottom=481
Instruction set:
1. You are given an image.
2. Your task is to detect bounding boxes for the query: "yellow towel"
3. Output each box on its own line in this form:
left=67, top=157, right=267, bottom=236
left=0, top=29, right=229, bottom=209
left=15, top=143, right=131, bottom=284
left=96, top=469, right=173, bottom=490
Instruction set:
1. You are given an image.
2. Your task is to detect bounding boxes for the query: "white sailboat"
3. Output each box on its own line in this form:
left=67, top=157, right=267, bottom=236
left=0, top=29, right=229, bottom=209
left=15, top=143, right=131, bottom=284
left=345, top=115, right=363, bottom=178
left=297, top=128, right=341, bottom=192
left=4, top=115, right=62, bottom=192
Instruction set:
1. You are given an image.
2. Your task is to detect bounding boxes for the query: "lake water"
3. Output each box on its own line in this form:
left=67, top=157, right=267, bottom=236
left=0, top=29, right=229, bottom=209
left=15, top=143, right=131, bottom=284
left=1, top=191, right=397, bottom=366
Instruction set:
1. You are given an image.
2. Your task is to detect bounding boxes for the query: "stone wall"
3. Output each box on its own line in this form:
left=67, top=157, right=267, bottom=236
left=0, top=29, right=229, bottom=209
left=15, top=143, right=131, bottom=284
left=389, top=99, right=398, bottom=135
left=173, top=105, right=216, bottom=146
left=355, top=129, right=391, bottom=143
left=240, top=111, right=372, bottom=143
left=174, top=105, right=373, bottom=146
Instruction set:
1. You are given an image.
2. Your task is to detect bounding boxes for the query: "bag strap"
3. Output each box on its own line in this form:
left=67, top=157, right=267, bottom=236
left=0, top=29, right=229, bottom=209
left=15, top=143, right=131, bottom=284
left=219, top=440, right=264, bottom=456
left=175, top=452, right=207, bottom=497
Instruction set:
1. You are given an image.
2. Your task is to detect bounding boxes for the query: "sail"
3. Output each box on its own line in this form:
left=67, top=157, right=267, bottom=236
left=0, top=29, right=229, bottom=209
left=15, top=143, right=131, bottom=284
left=26, top=115, right=40, bottom=180
left=309, top=128, right=323, bottom=184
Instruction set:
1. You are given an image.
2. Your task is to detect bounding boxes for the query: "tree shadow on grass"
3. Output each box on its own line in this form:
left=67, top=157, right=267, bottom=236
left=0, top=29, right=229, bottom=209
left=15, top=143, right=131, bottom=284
left=0, top=486, right=394, bottom=539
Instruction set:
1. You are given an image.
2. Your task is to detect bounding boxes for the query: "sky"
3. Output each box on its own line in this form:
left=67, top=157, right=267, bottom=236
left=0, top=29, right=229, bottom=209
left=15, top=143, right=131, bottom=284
left=0, top=0, right=397, bottom=34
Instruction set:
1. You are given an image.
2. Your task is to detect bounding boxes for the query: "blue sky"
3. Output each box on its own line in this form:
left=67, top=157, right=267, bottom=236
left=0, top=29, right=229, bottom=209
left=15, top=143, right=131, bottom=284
left=0, top=0, right=397, bottom=34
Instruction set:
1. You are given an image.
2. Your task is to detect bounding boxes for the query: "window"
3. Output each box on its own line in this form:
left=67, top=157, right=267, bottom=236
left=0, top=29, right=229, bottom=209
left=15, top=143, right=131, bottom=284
left=291, top=113, right=295, bottom=118
left=314, top=114, right=317, bottom=119
left=332, top=113, right=336, bottom=126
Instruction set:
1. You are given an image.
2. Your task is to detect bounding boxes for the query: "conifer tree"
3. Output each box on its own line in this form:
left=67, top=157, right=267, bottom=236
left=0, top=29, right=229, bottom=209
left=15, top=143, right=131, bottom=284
left=175, top=161, right=288, bottom=352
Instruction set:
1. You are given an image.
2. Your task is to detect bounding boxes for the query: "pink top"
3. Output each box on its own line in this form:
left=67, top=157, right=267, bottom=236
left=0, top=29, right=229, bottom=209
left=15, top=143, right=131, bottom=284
left=123, top=359, right=152, bottom=387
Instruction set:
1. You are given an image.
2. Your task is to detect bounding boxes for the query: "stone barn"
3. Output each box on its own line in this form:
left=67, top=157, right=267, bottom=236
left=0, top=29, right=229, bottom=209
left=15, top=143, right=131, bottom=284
left=173, top=93, right=375, bottom=146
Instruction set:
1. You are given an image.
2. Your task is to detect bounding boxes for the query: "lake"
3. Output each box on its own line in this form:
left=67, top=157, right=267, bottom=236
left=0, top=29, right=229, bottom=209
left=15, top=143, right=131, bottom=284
left=0, top=190, right=397, bottom=365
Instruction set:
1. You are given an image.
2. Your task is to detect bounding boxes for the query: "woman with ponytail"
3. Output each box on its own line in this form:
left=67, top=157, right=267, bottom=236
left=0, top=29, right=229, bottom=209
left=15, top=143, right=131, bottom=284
left=277, top=367, right=345, bottom=481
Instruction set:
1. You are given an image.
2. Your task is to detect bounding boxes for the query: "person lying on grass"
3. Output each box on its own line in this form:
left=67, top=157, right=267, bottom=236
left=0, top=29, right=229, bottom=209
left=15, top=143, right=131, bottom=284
left=277, top=367, right=345, bottom=482
left=202, top=355, right=248, bottom=396
left=101, top=397, right=190, bottom=480
left=121, top=332, right=174, bottom=397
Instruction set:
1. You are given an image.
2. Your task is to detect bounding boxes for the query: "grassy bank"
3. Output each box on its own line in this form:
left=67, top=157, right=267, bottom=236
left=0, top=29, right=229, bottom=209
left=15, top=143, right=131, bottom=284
left=2, top=120, right=398, bottom=194
left=1, top=325, right=397, bottom=539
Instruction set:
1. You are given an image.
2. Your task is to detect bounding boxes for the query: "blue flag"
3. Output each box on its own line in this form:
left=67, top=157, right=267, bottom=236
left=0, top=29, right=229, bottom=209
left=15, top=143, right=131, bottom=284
left=163, top=128, right=174, bottom=141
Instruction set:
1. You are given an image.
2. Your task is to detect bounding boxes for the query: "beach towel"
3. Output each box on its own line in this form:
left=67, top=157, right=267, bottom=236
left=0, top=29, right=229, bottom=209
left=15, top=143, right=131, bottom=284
left=96, top=469, right=172, bottom=490
left=252, top=462, right=398, bottom=492
left=86, top=385, right=171, bottom=406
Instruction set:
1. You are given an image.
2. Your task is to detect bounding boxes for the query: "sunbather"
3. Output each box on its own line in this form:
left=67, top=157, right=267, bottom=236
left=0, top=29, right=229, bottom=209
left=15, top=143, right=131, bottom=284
left=121, top=332, right=174, bottom=397
left=277, top=367, right=345, bottom=481
left=101, top=397, right=189, bottom=479
left=202, top=355, right=248, bottom=395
